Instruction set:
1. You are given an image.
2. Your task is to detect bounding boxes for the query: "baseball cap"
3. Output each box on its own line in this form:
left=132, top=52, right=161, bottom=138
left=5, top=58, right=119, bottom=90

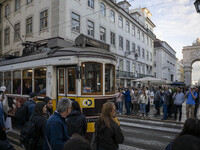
left=29, top=92, right=37, bottom=98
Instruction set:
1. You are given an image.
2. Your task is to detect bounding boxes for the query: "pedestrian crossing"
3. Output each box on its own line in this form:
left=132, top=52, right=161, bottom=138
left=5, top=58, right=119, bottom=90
left=118, top=116, right=183, bottom=150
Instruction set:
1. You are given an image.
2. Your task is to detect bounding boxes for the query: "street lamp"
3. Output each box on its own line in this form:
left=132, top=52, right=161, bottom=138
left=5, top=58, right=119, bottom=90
left=194, top=0, right=200, bottom=13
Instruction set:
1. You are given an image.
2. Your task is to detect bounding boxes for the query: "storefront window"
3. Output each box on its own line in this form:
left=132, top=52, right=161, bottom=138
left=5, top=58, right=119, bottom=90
left=105, top=64, right=115, bottom=93
left=13, top=71, right=21, bottom=94
left=82, top=62, right=102, bottom=94
left=68, top=68, right=76, bottom=94
left=23, top=69, right=32, bottom=95
left=59, top=69, right=64, bottom=94
left=34, top=68, right=46, bottom=95
left=4, top=71, right=11, bottom=93
left=0, top=72, right=3, bottom=87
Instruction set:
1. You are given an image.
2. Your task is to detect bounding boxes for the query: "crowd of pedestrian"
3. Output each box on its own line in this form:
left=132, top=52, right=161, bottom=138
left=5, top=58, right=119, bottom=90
left=115, top=85, right=200, bottom=121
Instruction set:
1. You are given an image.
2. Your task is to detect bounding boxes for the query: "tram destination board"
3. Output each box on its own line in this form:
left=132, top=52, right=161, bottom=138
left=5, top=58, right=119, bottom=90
left=75, top=34, right=110, bottom=51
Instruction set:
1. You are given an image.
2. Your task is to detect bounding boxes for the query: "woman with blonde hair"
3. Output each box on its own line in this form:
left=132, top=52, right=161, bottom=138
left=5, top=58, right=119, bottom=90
left=96, top=102, right=124, bottom=150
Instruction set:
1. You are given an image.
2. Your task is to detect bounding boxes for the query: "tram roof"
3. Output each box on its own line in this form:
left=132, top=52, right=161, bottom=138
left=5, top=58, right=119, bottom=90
left=0, top=46, right=116, bottom=66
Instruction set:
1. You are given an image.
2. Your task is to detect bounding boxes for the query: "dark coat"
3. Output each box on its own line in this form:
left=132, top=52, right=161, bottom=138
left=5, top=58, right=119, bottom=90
left=66, top=110, right=87, bottom=136
left=44, top=111, right=70, bottom=150
left=30, top=113, right=47, bottom=150
left=97, top=120, right=124, bottom=150
left=46, top=108, right=53, bottom=119
left=122, top=90, right=131, bottom=102
left=25, top=99, right=36, bottom=118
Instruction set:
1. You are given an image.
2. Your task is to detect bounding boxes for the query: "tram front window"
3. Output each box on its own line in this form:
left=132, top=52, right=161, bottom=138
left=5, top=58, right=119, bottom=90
left=105, top=64, right=115, bottom=93
left=34, top=68, right=46, bottom=95
left=82, top=62, right=102, bottom=94
left=4, top=71, right=11, bottom=94
left=13, top=71, right=21, bottom=94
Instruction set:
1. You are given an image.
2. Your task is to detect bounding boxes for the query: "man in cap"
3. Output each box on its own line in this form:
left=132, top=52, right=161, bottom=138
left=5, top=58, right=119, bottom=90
left=185, top=86, right=197, bottom=119
left=44, top=96, right=53, bottom=118
left=25, top=92, right=37, bottom=118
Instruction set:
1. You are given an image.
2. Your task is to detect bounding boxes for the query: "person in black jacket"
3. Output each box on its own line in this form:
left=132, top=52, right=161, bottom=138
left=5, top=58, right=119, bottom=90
left=44, top=96, right=53, bottom=119
left=30, top=102, right=47, bottom=150
left=97, top=102, right=124, bottom=150
left=66, top=101, right=87, bottom=137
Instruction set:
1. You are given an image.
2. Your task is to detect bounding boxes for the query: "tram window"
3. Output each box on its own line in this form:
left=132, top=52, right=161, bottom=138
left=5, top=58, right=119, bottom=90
left=13, top=71, right=21, bottom=94
left=23, top=69, right=32, bottom=95
left=68, top=68, right=76, bottom=94
left=34, top=68, right=46, bottom=95
left=0, top=72, right=3, bottom=87
left=105, top=64, right=115, bottom=94
left=59, top=69, right=64, bottom=94
left=4, top=71, right=11, bottom=94
left=82, top=62, right=102, bottom=94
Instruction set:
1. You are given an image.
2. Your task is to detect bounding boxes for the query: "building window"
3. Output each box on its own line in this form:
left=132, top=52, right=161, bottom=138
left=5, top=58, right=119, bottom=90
left=110, top=32, right=115, bottom=46
left=110, top=10, right=115, bottom=22
left=119, top=36, right=123, bottom=50
left=137, top=46, right=140, bottom=57
left=14, top=23, right=20, bottom=41
left=118, top=16, right=123, bottom=28
left=154, top=49, right=156, bottom=56
left=142, top=33, right=144, bottom=42
left=0, top=31, right=2, bottom=49
left=87, top=20, right=94, bottom=37
left=132, top=43, right=135, bottom=53
left=132, top=63, right=135, bottom=75
left=150, top=52, right=152, bottom=61
left=126, top=21, right=130, bottom=33
left=126, top=40, right=130, bottom=51
left=34, top=68, right=46, bottom=95
left=150, top=39, right=153, bottom=47
left=119, top=59, right=123, bottom=71
left=59, top=69, right=64, bottom=94
left=4, top=27, right=10, bottom=45
left=147, top=51, right=149, bottom=61
left=142, top=48, right=145, bottom=58
left=15, top=0, right=20, bottom=11
left=27, top=0, right=32, bottom=5
left=132, top=25, right=135, bottom=36
left=105, top=64, right=115, bottom=93
left=13, top=71, right=21, bottom=94
left=4, top=71, right=11, bottom=94
left=40, top=10, right=48, bottom=31
left=88, top=0, right=94, bottom=9
left=126, top=61, right=130, bottom=72
left=142, top=65, right=145, bottom=74
left=26, top=17, right=32, bottom=35
left=100, top=3, right=106, bottom=16
left=72, top=12, right=80, bottom=33
left=138, top=64, right=140, bottom=74
left=5, top=4, right=9, bottom=17
left=154, top=72, right=156, bottom=78
left=154, top=61, right=156, bottom=67
left=100, top=27, right=106, bottom=42
left=68, top=68, right=76, bottom=94
left=23, top=69, right=32, bottom=95
left=137, top=29, right=140, bottom=40
left=82, top=62, right=102, bottom=94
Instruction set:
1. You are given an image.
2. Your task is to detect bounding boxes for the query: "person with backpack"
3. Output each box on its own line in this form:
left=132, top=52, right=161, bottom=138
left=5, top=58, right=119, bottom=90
left=15, top=92, right=37, bottom=125
left=44, top=96, right=53, bottom=119
left=66, top=101, right=87, bottom=137
left=44, top=97, right=72, bottom=150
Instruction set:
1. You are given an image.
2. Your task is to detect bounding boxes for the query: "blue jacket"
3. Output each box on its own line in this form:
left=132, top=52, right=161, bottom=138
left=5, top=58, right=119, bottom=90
left=25, top=99, right=36, bottom=118
left=122, top=90, right=131, bottom=102
left=0, top=104, right=4, bottom=129
left=44, top=111, right=70, bottom=150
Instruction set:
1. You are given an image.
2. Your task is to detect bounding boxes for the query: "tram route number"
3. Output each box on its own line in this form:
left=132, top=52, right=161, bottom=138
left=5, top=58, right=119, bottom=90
left=80, top=98, right=95, bottom=108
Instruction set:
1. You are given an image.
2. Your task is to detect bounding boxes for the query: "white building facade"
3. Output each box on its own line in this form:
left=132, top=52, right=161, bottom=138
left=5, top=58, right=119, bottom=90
left=176, top=60, right=184, bottom=82
left=0, top=0, right=156, bottom=88
left=153, top=39, right=178, bottom=82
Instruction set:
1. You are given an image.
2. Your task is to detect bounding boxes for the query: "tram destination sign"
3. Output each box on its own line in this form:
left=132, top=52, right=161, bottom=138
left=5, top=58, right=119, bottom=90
left=75, top=34, right=110, bottom=51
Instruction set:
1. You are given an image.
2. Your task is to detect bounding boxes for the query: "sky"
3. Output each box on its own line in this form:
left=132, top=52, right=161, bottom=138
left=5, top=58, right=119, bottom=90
left=117, top=0, right=200, bottom=60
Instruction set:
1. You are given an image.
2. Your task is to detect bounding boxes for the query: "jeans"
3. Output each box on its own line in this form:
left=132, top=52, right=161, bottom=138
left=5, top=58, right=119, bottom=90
left=163, top=104, right=168, bottom=119
left=174, top=104, right=182, bottom=121
left=117, top=102, right=123, bottom=114
left=125, top=102, right=131, bottom=115
left=154, top=100, right=160, bottom=115
left=186, top=104, right=195, bottom=119
left=132, top=102, right=139, bottom=115
left=140, top=103, right=146, bottom=114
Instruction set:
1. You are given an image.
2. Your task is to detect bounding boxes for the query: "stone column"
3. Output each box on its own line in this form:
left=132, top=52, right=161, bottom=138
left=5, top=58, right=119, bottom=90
left=184, top=66, right=192, bottom=86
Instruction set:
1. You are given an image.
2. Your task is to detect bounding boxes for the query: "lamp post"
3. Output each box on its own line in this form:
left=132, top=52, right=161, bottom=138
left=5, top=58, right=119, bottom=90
left=194, top=0, right=200, bottom=13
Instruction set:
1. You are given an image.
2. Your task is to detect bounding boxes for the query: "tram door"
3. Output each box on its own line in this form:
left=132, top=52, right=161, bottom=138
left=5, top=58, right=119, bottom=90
left=57, top=67, right=76, bottom=101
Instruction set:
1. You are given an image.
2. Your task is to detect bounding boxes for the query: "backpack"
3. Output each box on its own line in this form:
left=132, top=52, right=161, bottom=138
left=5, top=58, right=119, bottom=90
left=14, top=102, right=29, bottom=125
left=20, top=120, right=36, bottom=150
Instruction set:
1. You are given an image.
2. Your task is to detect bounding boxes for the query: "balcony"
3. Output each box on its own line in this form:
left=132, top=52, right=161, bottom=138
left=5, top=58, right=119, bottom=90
left=116, top=70, right=153, bottom=79
left=146, top=28, right=156, bottom=39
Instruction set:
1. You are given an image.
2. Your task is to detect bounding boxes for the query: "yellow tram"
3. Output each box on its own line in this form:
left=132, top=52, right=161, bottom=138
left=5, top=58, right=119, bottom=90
left=0, top=34, right=116, bottom=139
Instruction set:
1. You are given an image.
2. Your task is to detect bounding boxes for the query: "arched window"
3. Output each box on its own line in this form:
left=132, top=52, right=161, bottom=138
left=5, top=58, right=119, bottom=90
left=5, top=4, right=9, bottom=17
left=110, top=10, right=115, bottom=22
left=118, top=16, right=123, bottom=28
left=100, top=3, right=106, bottom=16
